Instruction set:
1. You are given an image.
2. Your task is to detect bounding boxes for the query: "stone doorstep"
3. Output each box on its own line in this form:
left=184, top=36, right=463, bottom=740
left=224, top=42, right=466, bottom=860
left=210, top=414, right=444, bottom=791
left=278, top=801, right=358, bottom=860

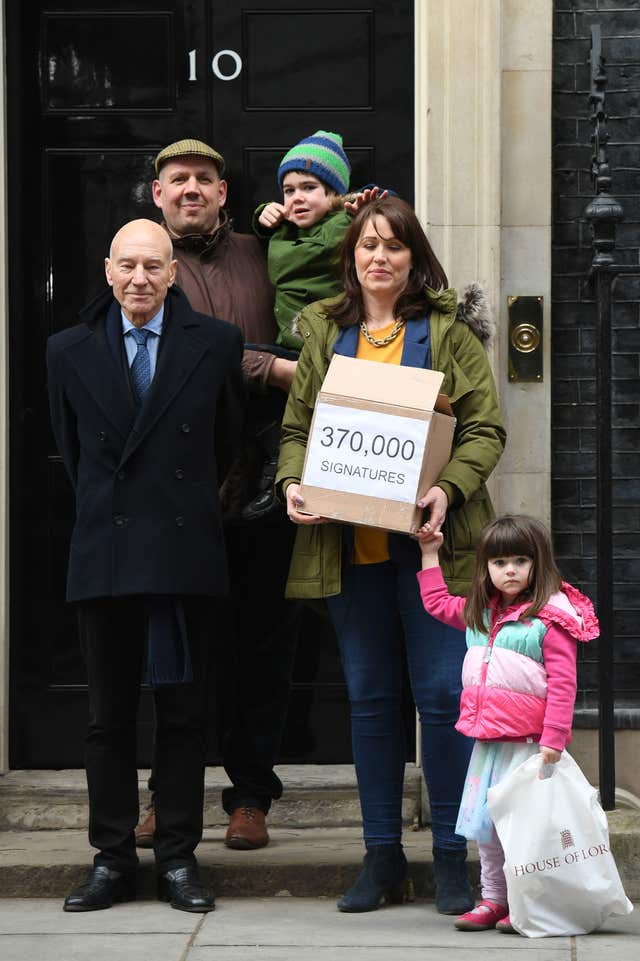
left=1, top=817, right=639, bottom=901
left=0, top=766, right=423, bottom=831
left=0, top=827, right=452, bottom=900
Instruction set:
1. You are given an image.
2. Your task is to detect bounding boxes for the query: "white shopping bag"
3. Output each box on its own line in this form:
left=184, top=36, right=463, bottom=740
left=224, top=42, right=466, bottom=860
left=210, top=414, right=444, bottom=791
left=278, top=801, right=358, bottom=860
left=487, top=751, right=633, bottom=937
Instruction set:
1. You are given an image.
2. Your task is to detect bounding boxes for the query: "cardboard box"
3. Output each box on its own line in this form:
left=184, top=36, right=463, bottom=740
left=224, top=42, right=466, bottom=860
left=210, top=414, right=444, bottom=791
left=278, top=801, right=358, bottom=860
left=299, top=354, right=456, bottom=533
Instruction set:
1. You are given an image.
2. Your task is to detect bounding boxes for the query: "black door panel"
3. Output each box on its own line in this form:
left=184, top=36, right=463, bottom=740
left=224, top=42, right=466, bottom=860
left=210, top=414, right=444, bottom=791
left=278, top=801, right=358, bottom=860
left=7, top=0, right=415, bottom=768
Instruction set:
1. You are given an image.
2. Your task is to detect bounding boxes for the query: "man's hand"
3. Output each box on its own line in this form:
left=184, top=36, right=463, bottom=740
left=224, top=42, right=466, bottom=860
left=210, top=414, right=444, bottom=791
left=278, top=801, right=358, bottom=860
left=258, top=202, right=287, bottom=229
left=268, top=357, right=298, bottom=392
left=344, top=186, right=389, bottom=215
left=417, top=486, right=448, bottom=532
left=285, top=483, right=329, bottom=525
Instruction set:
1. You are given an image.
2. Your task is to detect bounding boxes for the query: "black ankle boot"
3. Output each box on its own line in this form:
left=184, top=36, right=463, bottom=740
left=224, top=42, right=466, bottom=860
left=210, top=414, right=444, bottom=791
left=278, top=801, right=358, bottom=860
left=432, top=846, right=474, bottom=914
left=338, top=844, right=410, bottom=913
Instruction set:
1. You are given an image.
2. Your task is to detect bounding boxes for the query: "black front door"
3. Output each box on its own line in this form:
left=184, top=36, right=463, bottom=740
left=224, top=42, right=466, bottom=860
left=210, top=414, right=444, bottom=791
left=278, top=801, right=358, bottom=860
left=7, top=0, right=415, bottom=767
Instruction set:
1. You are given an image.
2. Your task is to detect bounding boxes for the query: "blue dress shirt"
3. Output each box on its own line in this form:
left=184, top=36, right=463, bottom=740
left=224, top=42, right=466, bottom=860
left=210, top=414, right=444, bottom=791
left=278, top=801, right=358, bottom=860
left=121, top=306, right=164, bottom=379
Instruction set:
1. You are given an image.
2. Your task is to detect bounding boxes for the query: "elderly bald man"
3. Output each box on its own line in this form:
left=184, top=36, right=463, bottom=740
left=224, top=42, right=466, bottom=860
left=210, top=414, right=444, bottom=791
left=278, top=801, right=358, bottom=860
left=47, top=219, right=244, bottom=913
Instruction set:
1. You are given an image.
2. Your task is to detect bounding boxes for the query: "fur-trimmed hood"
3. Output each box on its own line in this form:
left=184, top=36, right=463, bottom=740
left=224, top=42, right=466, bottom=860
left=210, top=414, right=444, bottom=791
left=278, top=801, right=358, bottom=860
left=456, top=283, right=494, bottom=344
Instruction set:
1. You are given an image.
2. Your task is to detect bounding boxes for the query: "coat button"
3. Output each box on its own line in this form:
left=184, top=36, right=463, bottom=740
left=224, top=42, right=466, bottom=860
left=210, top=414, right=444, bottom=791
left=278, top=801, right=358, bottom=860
left=99, top=432, right=107, bottom=442
left=180, top=423, right=191, bottom=434
left=117, top=470, right=126, bottom=481
left=175, top=515, right=184, bottom=527
left=174, top=469, right=184, bottom=480
left=114, top=515, right=125, bottom=527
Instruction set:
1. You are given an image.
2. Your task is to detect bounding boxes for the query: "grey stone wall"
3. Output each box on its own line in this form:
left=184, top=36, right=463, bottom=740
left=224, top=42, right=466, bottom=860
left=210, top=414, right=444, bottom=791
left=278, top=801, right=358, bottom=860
left=553, top=0, right=640, bottom=724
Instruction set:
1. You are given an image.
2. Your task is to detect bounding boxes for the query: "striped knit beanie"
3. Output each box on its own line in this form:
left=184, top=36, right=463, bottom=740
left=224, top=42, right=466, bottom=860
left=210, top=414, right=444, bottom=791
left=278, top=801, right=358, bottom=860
left=277, top=131, right=351, bottom=195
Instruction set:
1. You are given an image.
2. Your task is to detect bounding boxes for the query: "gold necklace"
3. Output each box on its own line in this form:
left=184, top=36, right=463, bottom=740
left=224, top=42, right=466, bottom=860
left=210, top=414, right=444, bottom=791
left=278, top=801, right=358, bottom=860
left=359, top=317, right=405, bottom=348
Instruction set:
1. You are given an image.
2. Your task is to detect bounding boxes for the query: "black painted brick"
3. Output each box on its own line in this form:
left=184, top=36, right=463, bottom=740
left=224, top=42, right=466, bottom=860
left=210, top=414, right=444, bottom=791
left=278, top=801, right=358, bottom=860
left=553, top=380, right=580, bottom=404
left=553, top=479, right=582, bottom=505
left=552, top=329, right=581, bottom=353
left=552, top=5, right=640, bottom=708
left=612, top=451, right=640, bottom=475
left=610, top=301, right=640, bottom=327
left=580, top=428, right=596, bottom=451
left=551, top=352, right=595, bottom=376
left=554, top=39, right=590, bottom=65
left=553, top=246, right=594, bottom=273
left=579, top=380, right=596, bottom=403
left=613, top=428, right=640, bottom=451
left=553, top=532, right=583, bottom=555
left=555, top=1, right=602, bottom=10
left=553, top=451, right=597, bottom=475
left=612, top=354, right=639, bottom=378
left=552, top=403, right=597, bottom=428
left=581, top=479, right=596, bottom=504
left=553, top=301, right=597, bottom=326
left=552, top=429, right=579, bottom=453
left=553, top=222, right=580, bottom=245
left=553, top=64, right=576, bottom=91
left=552, top=507, right=596, bottom=532
left=613, top=507, right=640, bottom=531
left=611, top=145, right=640, bottom=167
left=577, top=12, right=640, bottom=38
left=613, top=274, right=640, bottom=301
left=612, top=403, right=640, bottom=425
left=598, top=1, right=640, bottom=12
left=603, top=36, right=640, bottom=62
left=614, top=534, right=640, bottom=558
left=613, top=329, right=640, bottom=351
left=613, top=478, right=640, bottom=505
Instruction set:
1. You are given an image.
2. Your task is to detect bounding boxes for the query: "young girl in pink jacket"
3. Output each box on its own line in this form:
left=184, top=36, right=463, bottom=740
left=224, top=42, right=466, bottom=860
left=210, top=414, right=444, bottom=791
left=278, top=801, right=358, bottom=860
left=416, top=514, right=599, bottom=933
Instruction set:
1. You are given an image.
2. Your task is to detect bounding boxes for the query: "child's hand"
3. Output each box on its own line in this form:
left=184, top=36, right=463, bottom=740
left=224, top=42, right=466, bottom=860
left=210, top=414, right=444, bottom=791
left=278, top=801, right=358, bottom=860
left=415, top=523, right=444, bottom=568
left=344, top=186, right=389, bottom=214
left=538, top=745, right=562, bottom=778
left=258, top=202, right=286, bottom=229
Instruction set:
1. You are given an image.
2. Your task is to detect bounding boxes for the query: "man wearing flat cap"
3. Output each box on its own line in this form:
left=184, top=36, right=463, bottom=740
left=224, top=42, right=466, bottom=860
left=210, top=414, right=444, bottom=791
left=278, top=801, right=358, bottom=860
left=133, top=139, right=299, bottom=853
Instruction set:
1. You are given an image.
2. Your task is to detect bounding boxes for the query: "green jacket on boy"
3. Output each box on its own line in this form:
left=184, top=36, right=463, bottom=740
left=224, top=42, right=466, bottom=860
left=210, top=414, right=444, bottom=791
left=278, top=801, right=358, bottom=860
left=253, top=206, right=351, bottom=350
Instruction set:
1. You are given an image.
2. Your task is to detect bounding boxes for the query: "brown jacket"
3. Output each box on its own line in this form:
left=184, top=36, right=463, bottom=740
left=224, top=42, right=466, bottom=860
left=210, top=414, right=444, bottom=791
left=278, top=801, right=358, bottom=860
left=167, top=213, right=277, bottom=391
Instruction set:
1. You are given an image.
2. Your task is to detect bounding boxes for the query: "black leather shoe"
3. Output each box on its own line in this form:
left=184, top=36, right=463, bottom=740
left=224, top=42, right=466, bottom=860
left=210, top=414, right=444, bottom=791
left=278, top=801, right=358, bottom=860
left=63, top=865, right=136, bottom=912
left=158, top=866, right=215, bottom=913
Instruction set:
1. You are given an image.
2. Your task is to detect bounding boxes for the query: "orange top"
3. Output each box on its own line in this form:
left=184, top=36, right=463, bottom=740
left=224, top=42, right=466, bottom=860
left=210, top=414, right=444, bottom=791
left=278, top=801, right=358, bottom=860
left=352, top=322, right=406, bottom=565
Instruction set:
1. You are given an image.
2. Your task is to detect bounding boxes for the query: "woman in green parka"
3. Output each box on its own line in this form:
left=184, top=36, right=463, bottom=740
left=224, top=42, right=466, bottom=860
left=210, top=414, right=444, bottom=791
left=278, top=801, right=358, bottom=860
left=276, top=197, right=506, bottom=915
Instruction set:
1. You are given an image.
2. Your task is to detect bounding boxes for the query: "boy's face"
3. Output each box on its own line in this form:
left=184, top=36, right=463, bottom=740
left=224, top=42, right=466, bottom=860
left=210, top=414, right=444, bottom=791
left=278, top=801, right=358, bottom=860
left=282, top=171, right=335, bottom=228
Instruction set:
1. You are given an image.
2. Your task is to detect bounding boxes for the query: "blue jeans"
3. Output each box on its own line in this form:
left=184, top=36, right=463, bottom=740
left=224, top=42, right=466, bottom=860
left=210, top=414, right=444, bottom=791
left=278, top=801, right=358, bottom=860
left=327, top=559, right=472, bottom=850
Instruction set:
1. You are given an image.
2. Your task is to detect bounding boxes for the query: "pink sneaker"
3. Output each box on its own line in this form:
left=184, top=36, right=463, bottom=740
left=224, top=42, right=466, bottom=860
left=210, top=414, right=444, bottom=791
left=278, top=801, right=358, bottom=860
left=496, top=914, right=516, bottom=933
left=454, top=899, right=509, bottom=931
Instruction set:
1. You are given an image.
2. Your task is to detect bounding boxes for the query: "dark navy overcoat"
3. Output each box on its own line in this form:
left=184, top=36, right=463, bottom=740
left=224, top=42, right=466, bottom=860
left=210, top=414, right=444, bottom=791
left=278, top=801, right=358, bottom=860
left=47, top=285, right=244, bottom=601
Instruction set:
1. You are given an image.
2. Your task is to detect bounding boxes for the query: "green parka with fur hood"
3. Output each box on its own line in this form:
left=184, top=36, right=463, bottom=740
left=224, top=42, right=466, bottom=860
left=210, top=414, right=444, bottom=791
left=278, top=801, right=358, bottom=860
left=275, top=285, right=506, bottom=599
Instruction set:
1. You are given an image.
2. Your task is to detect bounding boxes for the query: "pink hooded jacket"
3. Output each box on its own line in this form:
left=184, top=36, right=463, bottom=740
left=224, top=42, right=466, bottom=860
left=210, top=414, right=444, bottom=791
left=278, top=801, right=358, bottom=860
left=417, top=567, right=599, bottom=751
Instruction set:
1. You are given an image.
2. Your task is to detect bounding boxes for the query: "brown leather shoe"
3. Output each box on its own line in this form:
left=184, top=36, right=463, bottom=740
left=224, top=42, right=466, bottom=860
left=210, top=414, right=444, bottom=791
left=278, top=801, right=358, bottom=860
left=225, top=806, right=269, bottom=850
left=135, top=805, right=156, bottom=848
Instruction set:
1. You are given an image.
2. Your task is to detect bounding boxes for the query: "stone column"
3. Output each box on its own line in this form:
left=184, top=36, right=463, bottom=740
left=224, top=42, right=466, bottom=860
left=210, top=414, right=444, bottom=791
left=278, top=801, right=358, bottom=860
left=415, top=0, right=553, bottom=523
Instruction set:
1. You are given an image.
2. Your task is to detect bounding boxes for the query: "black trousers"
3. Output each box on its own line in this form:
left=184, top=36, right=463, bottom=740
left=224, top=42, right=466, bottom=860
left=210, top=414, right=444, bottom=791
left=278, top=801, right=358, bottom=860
left=220, top=512, right=300, bottom=814
left=78, top=595, right=220, bottom=874
left=146, top=513, right=300, bottom=815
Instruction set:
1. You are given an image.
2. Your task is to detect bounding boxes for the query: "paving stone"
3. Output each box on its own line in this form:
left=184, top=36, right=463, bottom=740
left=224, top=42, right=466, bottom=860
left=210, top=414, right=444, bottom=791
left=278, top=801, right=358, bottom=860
left=0, top=933, right=190, bottom=961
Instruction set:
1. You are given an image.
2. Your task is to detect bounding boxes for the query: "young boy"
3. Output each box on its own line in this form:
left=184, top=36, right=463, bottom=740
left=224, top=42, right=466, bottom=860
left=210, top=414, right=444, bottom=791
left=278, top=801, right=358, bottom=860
left=252, top=130, right=353, bottom=350
left=245, top=131, right=381, bottom=519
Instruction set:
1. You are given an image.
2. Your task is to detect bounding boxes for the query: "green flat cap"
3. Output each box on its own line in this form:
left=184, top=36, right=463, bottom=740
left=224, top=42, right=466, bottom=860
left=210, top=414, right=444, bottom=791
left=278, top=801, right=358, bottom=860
left=154, top=139, right=225, bottom=176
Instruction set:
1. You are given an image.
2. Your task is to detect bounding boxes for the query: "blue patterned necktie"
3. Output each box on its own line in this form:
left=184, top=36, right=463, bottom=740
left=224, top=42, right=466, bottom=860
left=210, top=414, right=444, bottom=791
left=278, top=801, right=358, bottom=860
left=129, top=327, right=152, bottom=404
